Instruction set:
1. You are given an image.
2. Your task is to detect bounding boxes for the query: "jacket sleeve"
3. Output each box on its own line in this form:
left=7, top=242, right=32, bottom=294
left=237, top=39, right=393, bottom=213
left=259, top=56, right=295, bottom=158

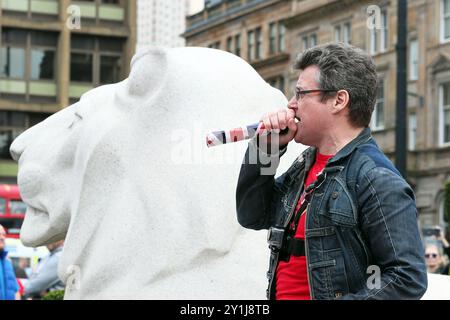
left=24, top=254, right=62, bottom=297
left=4, top=259, right=19, bottom=299
left=235, top=138, right=288, bottom=230
left=342, top=166, right=428, bottom=300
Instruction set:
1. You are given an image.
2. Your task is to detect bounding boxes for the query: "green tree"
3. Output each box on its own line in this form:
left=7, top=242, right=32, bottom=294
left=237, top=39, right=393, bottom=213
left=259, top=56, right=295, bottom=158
left=445, top=181, right=450, bottom=236
left=42, top=290, right=65, bottom=300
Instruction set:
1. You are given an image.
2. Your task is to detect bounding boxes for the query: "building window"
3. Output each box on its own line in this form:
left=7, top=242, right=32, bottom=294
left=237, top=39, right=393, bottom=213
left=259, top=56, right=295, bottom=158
left=234, top=34, right=241, bottom=57
left=247, top=30, right=254, bottom=61
left=255, top=27, right=262, bottom=60
left=409, top=39, right=419, bottom=81
left=279, top=24, right=286, bottom=52
left=226, top=36, right=233, bottom=52
left=267, top=76, right=285, bottom=94
left=334, top=21, right=352, bottom=44
left=381, top=11, right=388, bottom=51
left=0, top=111, right=49, bottom=160
left=370, top=9, right=388, bottom=54
left=70, top=35, right=123, bottom=86
left=442, top=0, right=450, bottom=42
left=207, top=42, right=220, bottom=49
left=372, top=79, right=385, bottom=130
left=0, top=29, right=26, bottom=79
left=302, top=36, right=308, bottom=51
left=1, top=0, right=59, bottom=18
left=247, top=27, right=262, bottom=61
left=71, top=53, right=94, bottom=83
left=0, top=47, right=25, bottom=79
left=440, top=82, right=450, bottom=145
left=29, top=30, right=57, bottom=80
left=343, top=22, right=351, bottom=44
left=301, top=33, right=318, bottom=51
left=31, top=49, right=55, bottom=80
left=270, top=22, right=285, bottom=54
left=334, top=25, right=341, bottom=42
left=408, top=113, right=417, bottom=151
left=279, top=76, right=285, bottom=94
left=269, top=23, right=276, bottom=54
left=73, top=0, right=125, bottom=24
left=0, top=28, right=57, bottom=101
left=0, top=29, right=57, bottom=81
left=310, top=34, right=317, bottom=47
left=0, top=113, right=25, bottom=160
left=370, top=23, right=378, bottom=54
left=100, top=55, right=121, bottom=85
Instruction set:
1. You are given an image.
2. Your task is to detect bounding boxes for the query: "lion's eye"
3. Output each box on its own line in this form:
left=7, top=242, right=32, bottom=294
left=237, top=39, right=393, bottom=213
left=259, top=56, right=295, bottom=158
left=68, top=111, right=83, bottom=129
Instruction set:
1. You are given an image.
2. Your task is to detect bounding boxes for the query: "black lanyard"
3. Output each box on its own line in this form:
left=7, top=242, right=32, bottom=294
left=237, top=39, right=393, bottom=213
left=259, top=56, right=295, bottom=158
left=291, top=170, right=327, bottom=233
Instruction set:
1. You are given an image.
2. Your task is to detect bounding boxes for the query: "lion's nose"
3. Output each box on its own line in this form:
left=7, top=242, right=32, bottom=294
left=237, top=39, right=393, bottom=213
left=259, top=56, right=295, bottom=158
left=10, top=135, right=25, bottom=162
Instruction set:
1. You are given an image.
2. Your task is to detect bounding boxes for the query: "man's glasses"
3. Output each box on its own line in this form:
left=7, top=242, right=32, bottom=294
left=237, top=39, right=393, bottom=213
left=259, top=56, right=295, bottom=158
left=294, top=88, right=338, bottom=101
left=425, top=253, right=439, bottom=259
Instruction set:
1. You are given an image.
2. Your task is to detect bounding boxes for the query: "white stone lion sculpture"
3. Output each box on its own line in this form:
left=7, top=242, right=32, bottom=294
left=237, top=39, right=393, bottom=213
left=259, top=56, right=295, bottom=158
left=422, top=273, right=450, bottom=300
left=10, top=47, right=448, bottom=300
left=10, top=47, right=304, bottom=299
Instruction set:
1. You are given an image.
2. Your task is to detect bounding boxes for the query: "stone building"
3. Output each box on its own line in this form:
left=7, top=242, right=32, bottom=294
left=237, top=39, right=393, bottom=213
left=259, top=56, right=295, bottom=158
left=184, top=0, right=292, bottom=94
left=0, top=0, right=137, bottom=183
left=184, top=0, right=450, bottom=229
left=137, top=0, right=189, bottom=50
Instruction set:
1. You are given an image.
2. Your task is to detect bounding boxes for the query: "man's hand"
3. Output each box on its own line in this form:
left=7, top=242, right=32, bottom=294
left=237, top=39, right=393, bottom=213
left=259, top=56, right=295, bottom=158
left=260, top=108, right=298, bottom=148
left=436, top=226, right=450, bottom=248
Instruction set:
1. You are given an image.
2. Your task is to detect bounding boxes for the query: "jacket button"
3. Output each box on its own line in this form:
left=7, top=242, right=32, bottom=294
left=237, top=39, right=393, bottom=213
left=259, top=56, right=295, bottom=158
left=332, top=191, right=339, bottom=199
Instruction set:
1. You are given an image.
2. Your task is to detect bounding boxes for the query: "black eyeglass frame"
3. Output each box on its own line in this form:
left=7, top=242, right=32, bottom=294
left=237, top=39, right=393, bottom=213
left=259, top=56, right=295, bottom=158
left=294, top=88, right=339, bottom=101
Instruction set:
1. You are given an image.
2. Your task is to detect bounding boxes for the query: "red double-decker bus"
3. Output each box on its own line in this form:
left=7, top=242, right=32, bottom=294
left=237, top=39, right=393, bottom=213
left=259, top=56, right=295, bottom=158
left=0, top=184, right=27, bottom=239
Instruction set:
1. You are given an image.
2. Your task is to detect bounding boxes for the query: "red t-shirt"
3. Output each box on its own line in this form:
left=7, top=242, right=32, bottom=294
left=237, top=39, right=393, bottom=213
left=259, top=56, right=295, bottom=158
left=275, top=152, right=334, bottom=300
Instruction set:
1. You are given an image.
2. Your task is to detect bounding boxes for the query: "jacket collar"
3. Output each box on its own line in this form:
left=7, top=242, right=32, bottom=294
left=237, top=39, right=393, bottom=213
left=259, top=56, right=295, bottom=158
left=303, top=127, right=372, bottom=168
left=329, top=127, right=372, bottom=164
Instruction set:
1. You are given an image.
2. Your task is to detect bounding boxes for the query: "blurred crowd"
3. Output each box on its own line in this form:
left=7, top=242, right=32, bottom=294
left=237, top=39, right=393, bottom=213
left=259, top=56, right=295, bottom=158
left=423, top=226, right=450, bottom=276
left=0, top=224, right=65, bottom=300
left=2, top=221, right=450, bottom=300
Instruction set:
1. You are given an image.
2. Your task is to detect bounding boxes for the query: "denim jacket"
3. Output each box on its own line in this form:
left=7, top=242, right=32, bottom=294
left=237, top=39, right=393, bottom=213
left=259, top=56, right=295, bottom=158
left=236, top=127, right=427, bottom=300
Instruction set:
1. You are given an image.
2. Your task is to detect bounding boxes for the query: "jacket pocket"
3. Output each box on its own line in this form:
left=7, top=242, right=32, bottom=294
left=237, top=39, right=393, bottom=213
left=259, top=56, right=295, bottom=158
left=326, top=250, right=350, bottom=299
left=309, top=250, right=350, bottom=299
left=320, top=177, right=357, bottom=227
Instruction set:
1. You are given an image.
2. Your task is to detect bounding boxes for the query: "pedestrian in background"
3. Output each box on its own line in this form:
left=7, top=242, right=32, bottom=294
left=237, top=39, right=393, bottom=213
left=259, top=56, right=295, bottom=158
left=425, top=240, right=449, bottom=275
left=0, top=224, right=19, bottom=300
left=424, top=227, right=450, bottom=275
left=23, top=240, right=65, bottom=299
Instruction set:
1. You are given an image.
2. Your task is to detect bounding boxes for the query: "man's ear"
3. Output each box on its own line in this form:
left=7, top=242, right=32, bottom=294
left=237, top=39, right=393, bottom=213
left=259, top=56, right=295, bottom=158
left=331, top=90, right=350, bottom=114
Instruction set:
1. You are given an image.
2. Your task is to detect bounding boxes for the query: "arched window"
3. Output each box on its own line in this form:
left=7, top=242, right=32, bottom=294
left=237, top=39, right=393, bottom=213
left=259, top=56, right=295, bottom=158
left=438, top=192, right=448, bottom=236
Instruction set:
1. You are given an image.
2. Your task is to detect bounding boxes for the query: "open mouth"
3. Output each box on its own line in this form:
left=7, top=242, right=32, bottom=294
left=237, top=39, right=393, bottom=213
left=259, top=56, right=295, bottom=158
left=295, top=117, right=301, bottom=124
left=24, top=202, right=48, bottom=217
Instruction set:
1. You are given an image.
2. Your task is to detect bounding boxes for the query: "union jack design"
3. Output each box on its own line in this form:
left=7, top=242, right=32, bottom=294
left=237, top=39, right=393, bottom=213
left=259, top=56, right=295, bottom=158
left=206, top=122, right=266, bottom=148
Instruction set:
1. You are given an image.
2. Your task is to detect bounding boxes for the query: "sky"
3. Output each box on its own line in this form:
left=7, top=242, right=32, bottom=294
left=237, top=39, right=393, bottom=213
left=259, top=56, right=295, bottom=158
left=188, top=0, right=204, bottom=15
